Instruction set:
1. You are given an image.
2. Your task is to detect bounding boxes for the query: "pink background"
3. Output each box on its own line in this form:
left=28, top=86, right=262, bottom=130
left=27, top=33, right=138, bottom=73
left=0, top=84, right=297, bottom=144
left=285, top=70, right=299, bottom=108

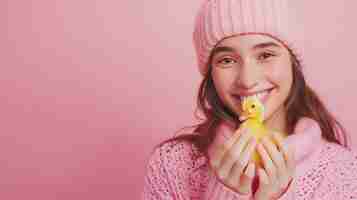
left=2, top=1, right=357, bottom=199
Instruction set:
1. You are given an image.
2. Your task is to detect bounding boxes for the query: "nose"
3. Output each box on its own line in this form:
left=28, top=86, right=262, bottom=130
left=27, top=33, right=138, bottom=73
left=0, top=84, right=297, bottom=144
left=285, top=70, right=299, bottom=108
left=235, top=60, right=261, bottom=89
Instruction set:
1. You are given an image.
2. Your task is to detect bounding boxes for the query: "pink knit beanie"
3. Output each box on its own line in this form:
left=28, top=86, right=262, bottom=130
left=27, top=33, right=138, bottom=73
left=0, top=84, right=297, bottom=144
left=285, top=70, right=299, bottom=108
left=193, top=0, right=304, bottom=76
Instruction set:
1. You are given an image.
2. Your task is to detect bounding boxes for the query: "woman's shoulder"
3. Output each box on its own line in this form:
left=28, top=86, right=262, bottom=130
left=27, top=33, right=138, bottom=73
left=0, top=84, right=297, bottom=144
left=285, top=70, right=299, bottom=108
left=146, top=139, right=206, bottom=171
left=142, top=139, right=210, bottom=199
left=318, top=141, right=357, bottom=177
left=320, top=141, right=357, bottom=162
left=306, top=141, right=357, bottom=198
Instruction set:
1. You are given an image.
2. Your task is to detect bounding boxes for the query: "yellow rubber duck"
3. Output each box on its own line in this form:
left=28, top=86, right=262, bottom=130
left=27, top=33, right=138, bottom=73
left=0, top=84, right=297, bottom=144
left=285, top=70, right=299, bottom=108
left=239, top=95, right=286, bottom=166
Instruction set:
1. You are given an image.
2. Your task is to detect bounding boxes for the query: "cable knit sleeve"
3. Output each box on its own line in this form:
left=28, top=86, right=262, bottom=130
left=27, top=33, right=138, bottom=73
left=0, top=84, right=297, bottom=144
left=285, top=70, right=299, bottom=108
left=141, top=140, right=254, bottom=200
left=274, top=142, right=357, bottom=200
left=313, top=144, right=357, bottom=200
left=141, top=143, right=176, bottom=199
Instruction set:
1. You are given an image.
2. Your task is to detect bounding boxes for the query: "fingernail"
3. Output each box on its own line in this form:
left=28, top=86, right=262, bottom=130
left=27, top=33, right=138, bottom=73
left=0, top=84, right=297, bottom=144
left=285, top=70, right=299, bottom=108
left=251, top=137, right=257, bottom=143
left=263, top=135, right=270, bottom=142
left=282, top=142, right=289, bottom=152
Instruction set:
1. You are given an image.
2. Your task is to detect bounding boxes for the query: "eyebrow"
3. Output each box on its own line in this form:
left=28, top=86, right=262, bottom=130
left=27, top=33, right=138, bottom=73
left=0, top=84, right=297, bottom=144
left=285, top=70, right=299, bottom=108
left=212, top=42, right=282, bottom=56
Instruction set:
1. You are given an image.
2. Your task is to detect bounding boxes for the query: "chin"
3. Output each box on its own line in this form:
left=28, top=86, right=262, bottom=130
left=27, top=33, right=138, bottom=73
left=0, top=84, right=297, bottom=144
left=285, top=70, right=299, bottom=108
left=263, top=102, right=287, bottom=125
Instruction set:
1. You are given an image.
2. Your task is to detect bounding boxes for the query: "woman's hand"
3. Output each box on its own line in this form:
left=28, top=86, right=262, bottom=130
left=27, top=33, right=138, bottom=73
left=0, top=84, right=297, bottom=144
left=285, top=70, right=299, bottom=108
left=254, top=131, right=295, bottom=200
left=208, top=126, right=257, bottom=195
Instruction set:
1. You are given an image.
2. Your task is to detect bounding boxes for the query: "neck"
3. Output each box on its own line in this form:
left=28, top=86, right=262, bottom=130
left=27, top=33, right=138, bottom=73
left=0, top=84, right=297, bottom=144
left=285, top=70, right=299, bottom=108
left=263, top=106, right=287, bottom=134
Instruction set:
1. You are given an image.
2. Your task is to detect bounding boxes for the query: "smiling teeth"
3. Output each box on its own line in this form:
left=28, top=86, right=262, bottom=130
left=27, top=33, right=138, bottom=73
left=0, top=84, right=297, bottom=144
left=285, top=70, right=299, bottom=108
left=240, top=95, right=255, bottom=102
left=239, top=90, right=269, bottom=102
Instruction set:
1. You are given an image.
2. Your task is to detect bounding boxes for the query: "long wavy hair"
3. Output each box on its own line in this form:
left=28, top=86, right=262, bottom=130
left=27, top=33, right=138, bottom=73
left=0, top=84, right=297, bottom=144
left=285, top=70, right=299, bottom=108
left=154, top=38, right=349, bottom=160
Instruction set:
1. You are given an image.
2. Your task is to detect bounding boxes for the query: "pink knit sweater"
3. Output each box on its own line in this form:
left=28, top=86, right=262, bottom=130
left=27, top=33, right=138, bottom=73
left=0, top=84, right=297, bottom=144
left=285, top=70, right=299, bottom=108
left=141, top=118, right=357, bottom=199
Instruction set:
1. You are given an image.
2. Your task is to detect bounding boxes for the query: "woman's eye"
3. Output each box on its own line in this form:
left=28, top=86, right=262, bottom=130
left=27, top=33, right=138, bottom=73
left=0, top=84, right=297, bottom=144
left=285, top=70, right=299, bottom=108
left=218, top=58, right=236, bottom=65
left=258, top=52, right=275, bottom=61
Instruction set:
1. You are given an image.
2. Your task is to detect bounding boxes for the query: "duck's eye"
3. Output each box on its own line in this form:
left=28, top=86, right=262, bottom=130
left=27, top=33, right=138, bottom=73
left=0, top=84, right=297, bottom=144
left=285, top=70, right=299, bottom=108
left=251, top=104, right=255, bottom=108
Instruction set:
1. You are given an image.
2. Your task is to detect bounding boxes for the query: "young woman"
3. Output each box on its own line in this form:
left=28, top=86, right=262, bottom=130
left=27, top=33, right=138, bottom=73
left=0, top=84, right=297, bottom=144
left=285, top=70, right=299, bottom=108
left=141, top=0, right=357, bottom=199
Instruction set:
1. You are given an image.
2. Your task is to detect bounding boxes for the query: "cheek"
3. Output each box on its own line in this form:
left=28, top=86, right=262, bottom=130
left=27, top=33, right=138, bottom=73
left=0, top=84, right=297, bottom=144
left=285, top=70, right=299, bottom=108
left=266, top=62, right=293, bottom=88
left=211, top=69, right=237, bottom=101
left=212, top=69, right=235, bottom=90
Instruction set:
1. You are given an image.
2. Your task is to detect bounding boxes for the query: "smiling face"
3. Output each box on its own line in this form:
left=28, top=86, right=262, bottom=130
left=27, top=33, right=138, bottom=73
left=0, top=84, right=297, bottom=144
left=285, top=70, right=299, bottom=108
left=210, top=34, right=293, bottom=129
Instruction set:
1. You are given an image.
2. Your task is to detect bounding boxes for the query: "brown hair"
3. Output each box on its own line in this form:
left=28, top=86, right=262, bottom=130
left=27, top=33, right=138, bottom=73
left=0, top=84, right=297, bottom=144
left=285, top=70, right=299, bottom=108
left=153, top=44, right=349, bottom=159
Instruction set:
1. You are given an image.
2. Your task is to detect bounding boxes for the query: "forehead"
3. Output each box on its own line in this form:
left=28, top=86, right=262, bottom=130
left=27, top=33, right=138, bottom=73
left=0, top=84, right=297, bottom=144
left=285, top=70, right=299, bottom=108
left=212, top=34, right=286, bottom=55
